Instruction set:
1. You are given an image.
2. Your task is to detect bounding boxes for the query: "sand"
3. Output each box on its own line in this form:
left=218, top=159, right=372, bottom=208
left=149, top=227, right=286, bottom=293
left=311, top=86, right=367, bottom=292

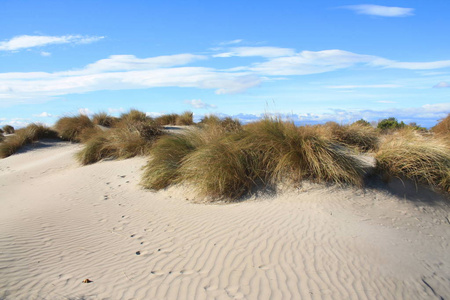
left=0, top=140, right=449, bottom=300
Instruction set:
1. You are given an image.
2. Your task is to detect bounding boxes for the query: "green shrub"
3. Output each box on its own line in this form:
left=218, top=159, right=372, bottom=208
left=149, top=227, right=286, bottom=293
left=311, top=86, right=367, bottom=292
left=352, top=119, right=371, bottom=127
left=377, top=117, right=405, bottom=131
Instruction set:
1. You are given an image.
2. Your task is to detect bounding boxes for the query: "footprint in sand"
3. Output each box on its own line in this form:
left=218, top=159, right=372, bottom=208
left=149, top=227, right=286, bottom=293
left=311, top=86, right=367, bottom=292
left=258, top=265, right=271, bottom=270
left=150, top=270, right=164, bottom=276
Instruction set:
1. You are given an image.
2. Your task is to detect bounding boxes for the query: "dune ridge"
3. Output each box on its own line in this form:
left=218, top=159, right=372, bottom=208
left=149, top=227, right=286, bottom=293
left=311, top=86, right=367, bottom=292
left=0, top=140, right=449, bottom=299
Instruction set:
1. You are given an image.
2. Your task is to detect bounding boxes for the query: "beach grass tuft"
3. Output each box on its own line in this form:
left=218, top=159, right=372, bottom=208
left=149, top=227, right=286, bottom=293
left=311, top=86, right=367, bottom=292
left=0, top=123, right=58, bottom=158
left=175, top=111, right=194, bottom=125
left=77, top=112, right=163, bottom=165
left=143, top=118, right=366, bottom=201
left=92, top=112, right=118, bottom=127
left=376, top=129, right=450, bottom=193
left=322, top=122, right=379, bottom=152
left=55, top=115, right=94, bottom=142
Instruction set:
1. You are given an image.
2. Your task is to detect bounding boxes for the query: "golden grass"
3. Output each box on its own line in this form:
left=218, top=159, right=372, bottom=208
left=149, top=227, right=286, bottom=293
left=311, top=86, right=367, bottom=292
left=155, top=114, right=178, bottom=125
left=432, top=114, right=450, bottom=137
left=77, top=116, right=163, bottom=165
left=0, top=124, right=58, bottom=158
left=376, top=129, right=450, bottom=193
left=322, top=122, right=379, bottom=152
left=142, top=118, right=366, bottom=201
left=54, top=115, right=94, bottom=142
left=175, top=111, right=194, bottom=125
left=119, top=109, right=149, bottom=123
left=200, top=115, right=242, bottom=132
left=92, top=112, right=118, bottom=127
left=2, top=125, right=15, bottom=134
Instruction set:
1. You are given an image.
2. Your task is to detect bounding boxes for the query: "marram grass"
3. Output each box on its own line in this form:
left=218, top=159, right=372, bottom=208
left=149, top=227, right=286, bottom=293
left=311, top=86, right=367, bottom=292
left=0, top=124, right=58, bottom=158
left=54, top=115, right=94, bottom=142
left=376, top=129, right=450, bottom=193
left=142, top=118, right=366, bottom=201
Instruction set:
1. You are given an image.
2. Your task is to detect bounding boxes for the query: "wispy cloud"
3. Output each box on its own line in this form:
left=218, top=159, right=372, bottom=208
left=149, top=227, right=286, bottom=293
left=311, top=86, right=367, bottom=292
left=78, top=108, right=94, bottom=116
left=40, top=51, right=51, bottom=57
left=433, top=81, right=450, bottom=88
left=0, top=34, right=104, bottom=51
left=341, top=5, right=414, bottom=17
left=214, top=46, right=295, bottom=58
left=185, top=99, right=217, bottom=109
left=2, top=47, right=450, bottom=104
left=327, top=84, right=402, bottom=89
left=33, top=112, right=52, bottom=117
left=219, top=39, right=243, bottom=46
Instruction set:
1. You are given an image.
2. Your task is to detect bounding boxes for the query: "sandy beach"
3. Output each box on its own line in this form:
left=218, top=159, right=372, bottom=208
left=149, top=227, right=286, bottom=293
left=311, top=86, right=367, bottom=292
left=0, top=139, right=449, bottom=300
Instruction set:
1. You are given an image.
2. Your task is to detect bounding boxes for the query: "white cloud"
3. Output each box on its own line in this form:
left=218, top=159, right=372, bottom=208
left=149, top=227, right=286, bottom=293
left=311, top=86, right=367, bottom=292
left=40, top=51, right=51, bottom=57
left=78, top=54, right=207, bottom=74
left=341, top=5, right=414, bottom=17
left=0, top=35, right=104, bottom=51
left=219, top=39, right=243, bottom=45
left=327, top=84, right=402, bottom=89
left=433, top=81, right=450, bottom=88
left=2, top=48, right=450, bottom=104
left=78, top=108, right=94, bottom=116
left=214, top=46, right=295, bottom=58
left=185, top=99, right=217, bottom=109
left=33, top=112, right=52, bottom=117
left=146, top=112, right=162, bottom=118
left=108, top=107, right=125, bottom=114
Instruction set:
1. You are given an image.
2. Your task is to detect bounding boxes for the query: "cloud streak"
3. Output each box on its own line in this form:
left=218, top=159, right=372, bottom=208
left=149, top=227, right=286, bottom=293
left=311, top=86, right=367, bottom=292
left=341, top=5, right=414, bottom=17
left=0, top=35, right=104, bottom=51
left=185, top=99, right=217, bottom=109
left=2, top=46, right=450, bottom=104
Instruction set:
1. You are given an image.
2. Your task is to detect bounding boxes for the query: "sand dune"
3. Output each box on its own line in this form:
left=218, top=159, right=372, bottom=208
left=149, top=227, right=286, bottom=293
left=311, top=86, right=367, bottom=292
left=1, top=140, right=449, bottom=299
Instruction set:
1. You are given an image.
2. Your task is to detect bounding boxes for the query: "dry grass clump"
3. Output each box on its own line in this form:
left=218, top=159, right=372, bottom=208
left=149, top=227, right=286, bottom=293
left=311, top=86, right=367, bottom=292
left=55, top=115, right=94, bottom=142
left=77, top=127, right=157, bottom=165
left=0, top=133, right=4, bottom=142
left=119, top=109, right=149, bottom=124
left=77, top=111, right=163, bottom=165
left=141, top=129, right=208, bottom=190
left=0, top=124, right=58, bottom=158
left=432, top=114, right=450, bottom=137
left=155, top=114, right=178, bottom=125
left=143, top=118, right=365, bottom=201
left=376, top=129, right=450, bottom=193
left=2, top=125, right=15, bottom=134
left=92, top=112, right=118, bottom=127
left=323, top=122, right=379, bottom=152
left=175, top=111, right=194, bottom=125
left=200, top=115, right=242, bottom=132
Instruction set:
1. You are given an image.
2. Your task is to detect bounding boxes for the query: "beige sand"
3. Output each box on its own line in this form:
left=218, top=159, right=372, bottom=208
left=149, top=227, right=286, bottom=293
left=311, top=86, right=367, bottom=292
left=0, top=140, right=449, bottom=300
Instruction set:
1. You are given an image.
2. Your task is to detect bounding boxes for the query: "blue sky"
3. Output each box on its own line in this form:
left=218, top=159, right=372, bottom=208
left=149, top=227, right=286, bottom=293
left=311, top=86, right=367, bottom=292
left=1, top=0, right=449, bottom=128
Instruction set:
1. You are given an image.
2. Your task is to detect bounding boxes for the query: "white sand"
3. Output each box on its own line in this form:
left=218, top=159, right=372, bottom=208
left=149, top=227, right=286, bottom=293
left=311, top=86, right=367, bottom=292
left=0, top=140, right=449, bottom=300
